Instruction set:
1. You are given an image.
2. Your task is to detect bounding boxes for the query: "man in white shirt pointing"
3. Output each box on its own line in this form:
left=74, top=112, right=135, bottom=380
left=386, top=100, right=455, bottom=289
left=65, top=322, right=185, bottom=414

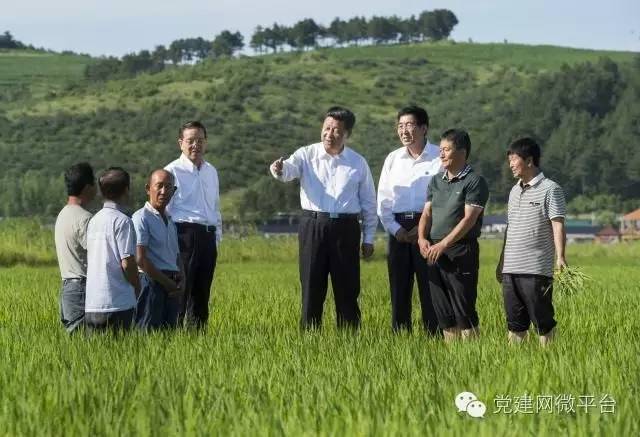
left=270, top=106, right=377, bottom=330
left=377, top=105, right=441, bottom=335
left=165, top=121, right=222, bottom=330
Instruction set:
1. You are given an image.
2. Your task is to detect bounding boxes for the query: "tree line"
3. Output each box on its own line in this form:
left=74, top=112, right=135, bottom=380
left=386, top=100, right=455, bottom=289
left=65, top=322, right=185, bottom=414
left=84, top=9, right=457, bottom=81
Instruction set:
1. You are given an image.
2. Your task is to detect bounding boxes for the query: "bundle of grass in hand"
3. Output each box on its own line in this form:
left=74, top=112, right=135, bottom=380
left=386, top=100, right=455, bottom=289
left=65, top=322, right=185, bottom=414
left=553, top=266, right=591, bottom=297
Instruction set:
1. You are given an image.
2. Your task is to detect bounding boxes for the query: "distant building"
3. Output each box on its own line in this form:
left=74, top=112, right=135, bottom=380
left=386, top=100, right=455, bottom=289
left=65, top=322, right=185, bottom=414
left=482, top=215, right=507, bottom=234
left=595, top=226, right=621, bottom=244
left=257, top=213, right=299, bottom=237
left=621, top=208, right=640, bottom=241
left=566, top=225, right=602, bottom=243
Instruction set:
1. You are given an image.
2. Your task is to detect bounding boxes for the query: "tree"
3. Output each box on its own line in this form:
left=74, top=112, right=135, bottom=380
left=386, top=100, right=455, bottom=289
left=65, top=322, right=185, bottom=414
left=0, top=31, right=23, bottom=49
left=212, top=30, right=244, bottom=58
left=327, top=17, right=347, bottom=47
left=250, top=26, right=265, bottom=53
left=420, top=9, right=458, bottom=41
left=367, top=16, right=397, bottom=44
left=289, top=18, right=322, bottom=51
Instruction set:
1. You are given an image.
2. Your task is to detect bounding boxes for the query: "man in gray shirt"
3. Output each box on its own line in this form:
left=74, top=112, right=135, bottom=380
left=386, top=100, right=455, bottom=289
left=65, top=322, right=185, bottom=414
left=501, top=137, right=567, bottom=346
left=54, top=162, right=96, bottom=333
left=85, top=167, right=140, bottom=332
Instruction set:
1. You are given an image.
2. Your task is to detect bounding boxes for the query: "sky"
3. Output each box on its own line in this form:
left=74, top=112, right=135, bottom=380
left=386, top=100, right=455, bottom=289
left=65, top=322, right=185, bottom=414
left=2, top=0, right=638, bottom=56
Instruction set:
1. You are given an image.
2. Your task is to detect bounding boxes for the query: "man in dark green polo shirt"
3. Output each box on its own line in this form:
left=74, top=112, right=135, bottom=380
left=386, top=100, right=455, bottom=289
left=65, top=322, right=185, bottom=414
left=417, top=129, right=489, bottom=342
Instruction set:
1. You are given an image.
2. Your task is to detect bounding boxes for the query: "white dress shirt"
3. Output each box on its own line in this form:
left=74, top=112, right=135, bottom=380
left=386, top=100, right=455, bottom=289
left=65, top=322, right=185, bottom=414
left=165, top=154, right=222, bottom=244
left=270, top=142, right=378, bottom=244
left=377, top=142, right=442, bottom=236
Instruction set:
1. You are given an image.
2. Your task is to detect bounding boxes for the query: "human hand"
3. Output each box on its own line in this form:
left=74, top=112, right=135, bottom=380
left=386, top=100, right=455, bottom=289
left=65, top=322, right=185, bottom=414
left=426, top=242, right=446, bottom=265
left=395, top=228, right=410, bottom=243
left=406, top=226, right=419, bottom=244
left=361, top=243, right=374, bottom=259
left=556, top=256, right=568, bottom=271
left=418, top=238, right=431, bottom=258
left=271, top=157, right=284, bottom=176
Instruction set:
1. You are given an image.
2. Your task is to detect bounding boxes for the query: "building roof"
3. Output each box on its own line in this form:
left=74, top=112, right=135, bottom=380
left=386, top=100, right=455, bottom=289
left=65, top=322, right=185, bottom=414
left=566, top=226, right=601, bottom=235
left=596, top=226, right=620, bottom=237
left=623, top=208, right=640, bottom=221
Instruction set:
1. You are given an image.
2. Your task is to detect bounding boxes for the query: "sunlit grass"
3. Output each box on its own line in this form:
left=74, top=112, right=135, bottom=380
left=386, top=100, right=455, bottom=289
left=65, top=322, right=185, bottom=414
left=1, top=220, right=638, bottom=434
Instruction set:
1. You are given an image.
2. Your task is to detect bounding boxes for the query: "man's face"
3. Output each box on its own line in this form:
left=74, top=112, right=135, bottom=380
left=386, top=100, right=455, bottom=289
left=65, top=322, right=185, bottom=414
left=439, top=139, right=465, bottom=170
left=179, top=127, right=207, bottom=165
left=146, top=171, right=175, bottom=211
left=397, top=114, right=427, bottom=147
left=321, top=117, right=348, bottom=150
left=508, top=153, right=529, bottom=179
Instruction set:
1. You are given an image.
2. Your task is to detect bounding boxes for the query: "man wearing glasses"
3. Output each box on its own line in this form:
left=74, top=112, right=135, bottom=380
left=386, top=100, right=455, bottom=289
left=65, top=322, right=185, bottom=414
left=377, top=105, right=441, bottom=334
left=165, top=121, right=222, bottom=330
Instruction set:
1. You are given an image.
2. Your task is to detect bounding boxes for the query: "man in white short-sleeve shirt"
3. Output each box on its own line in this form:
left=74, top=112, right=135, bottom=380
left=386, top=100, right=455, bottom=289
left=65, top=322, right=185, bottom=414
left=85, top=167, right=140, bottom=332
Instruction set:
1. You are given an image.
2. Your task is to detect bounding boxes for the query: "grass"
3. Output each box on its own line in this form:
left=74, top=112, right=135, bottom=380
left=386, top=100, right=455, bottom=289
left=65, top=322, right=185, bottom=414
left=1, top=220, right=639, bottom=435
left=0, top=49, right=94, bottom=100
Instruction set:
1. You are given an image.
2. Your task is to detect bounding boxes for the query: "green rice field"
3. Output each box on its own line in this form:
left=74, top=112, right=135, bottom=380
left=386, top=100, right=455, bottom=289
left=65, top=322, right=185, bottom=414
left=1, top=220, right=639, bottom=435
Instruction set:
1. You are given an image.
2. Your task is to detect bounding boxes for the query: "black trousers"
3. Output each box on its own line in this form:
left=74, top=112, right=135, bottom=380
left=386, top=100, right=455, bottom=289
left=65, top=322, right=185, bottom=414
left=298, top=214, right=361, bottom=329
left=176, top=223, right=217, bottom=329
left=427, top=239, right=480, bottom=330
left=387, top=218, right=439, bottom=334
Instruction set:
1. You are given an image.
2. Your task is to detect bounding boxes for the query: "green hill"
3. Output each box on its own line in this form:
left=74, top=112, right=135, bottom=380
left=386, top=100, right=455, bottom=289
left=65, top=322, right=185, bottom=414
left=0, top=42, right=638, bottom=219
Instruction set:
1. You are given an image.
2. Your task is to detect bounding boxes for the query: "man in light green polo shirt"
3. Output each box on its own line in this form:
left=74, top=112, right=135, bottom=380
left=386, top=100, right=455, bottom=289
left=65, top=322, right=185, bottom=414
left=418, top=129, right=489, bottom=342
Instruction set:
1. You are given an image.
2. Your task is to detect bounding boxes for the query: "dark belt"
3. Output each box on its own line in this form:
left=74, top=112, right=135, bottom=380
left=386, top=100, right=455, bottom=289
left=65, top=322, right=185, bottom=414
left=176, top=222, right=217, bottom=233
left=62, top=277, right=86, bottom=284
left=302, top=210, right=359, bottom=220
left=161, top=270, right=181, bottom=281
left=394, top=211, right=422, bottom=220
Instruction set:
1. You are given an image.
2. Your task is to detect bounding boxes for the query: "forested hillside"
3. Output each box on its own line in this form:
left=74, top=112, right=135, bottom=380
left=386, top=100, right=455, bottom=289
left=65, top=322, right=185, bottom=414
left=0, top=42, right=638, bottom=220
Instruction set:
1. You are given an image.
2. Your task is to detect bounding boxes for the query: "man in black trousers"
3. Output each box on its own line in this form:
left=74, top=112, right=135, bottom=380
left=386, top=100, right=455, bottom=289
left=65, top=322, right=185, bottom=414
left=377, top=106, right=442, bottom=334
left=165, top=121, right=222, bottom=329
left=269, top=107, right=378, bottom=329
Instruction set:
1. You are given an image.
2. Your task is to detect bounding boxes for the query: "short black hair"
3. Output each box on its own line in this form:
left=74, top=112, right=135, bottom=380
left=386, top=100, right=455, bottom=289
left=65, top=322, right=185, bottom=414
left=507, top=137, right=541, bottom=167
left=441, top=129, right=471, bottom=159
left=179, top=120, right=207, bottom=139
left=64, top=162, right=95, bottom=196
left=99, top=167, right=130, bottom=201
left=397, top=105, right=429, bottom=128
left=325, top=106, right=356, bottom=134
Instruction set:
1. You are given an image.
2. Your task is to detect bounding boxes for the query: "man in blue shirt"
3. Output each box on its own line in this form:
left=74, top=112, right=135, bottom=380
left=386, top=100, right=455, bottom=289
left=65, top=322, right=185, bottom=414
left=133, top=169, right=185, bottom=330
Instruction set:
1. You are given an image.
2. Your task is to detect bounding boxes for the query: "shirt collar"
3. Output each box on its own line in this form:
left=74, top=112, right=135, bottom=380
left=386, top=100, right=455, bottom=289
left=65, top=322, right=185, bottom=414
left=318, top=143, right=347, bottom=160
left=144, top=201, right=171, bottom=220
left=443, top=164, right=472, bottom=181
left=401, top=142, right=432, bottom=161
left=179, top=153, right=203, bottom=171
left=103, top=201, right=128, bottom=214
left=520, top=172, right=545, bottom=188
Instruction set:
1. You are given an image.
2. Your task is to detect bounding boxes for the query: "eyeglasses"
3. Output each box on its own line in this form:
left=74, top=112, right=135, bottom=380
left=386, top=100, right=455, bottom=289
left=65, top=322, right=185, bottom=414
left=181, top=138, right=206, bottom=146
left=397, top=122, right=417, bottom=131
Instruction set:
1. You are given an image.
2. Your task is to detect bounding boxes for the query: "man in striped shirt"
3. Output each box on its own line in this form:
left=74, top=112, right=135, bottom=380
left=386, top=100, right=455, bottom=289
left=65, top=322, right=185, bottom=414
left=501, top=137, right=567, bottom=346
